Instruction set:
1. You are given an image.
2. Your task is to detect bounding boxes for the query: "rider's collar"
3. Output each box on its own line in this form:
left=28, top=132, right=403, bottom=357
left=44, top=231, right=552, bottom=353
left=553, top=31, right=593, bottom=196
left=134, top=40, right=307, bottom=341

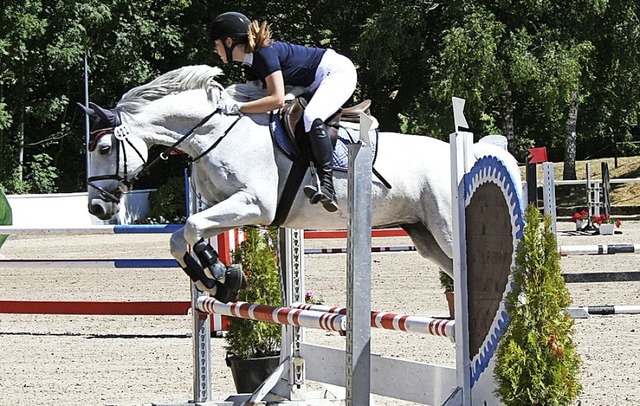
left=242, top=52, right=253, bottom=66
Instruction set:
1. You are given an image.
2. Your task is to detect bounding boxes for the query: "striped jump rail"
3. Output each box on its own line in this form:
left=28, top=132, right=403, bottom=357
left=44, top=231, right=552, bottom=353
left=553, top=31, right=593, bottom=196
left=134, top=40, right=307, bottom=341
left=565, top=305, right=640, bottom=319
left=0, top=224, right=182, bottom=235
left=559, top=243, right=640, bottom=255
left=0, top=258, right=179, bottom=268
left=305, top=245, right=416, bottom=255
left=293, top=302, right=455, bottom=340
left=195, top=297, right=346, bottom=332
left=304, top=229, right=408, bottom=239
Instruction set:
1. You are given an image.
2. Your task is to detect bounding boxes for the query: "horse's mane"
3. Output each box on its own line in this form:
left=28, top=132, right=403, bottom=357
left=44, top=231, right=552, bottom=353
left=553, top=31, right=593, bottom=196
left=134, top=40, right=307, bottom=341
left=115, top=64, right=305, bottom=114
left=116, top=65, right=225, bottom=113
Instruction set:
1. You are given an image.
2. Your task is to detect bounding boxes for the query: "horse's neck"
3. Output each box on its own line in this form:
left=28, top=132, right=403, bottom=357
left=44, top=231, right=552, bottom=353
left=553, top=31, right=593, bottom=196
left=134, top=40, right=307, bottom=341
left=124, top=91, right=221, bottom=153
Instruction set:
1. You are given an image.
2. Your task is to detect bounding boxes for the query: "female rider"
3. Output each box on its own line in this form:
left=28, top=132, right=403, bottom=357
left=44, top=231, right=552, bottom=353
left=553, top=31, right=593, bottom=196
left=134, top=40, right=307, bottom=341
left=210, top=11, right=358, bottom=213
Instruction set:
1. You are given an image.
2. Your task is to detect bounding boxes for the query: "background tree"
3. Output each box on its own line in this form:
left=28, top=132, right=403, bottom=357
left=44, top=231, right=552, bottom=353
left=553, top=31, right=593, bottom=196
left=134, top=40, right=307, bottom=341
left=0, top=1, right=639, bottom=193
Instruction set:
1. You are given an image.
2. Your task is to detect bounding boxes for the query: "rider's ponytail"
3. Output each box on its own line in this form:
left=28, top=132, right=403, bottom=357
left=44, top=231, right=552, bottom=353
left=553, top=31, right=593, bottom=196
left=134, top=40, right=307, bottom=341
left=246, top=21, right=272, bottom=52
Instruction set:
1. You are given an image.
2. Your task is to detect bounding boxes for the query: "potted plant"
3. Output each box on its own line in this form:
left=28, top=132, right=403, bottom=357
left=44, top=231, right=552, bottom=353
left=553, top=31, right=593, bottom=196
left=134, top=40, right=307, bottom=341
left=591, top=213, right=622, bottom=235
left=439, top=271, right=455, bottom=319
left=571, top=209, right=589, bottom=231
left=225, top=226, right=282, bottom=394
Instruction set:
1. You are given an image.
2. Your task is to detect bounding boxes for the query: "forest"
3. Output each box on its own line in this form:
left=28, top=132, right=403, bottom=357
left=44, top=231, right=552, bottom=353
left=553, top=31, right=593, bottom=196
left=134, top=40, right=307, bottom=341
left=1, top=0, right=638, bottom=193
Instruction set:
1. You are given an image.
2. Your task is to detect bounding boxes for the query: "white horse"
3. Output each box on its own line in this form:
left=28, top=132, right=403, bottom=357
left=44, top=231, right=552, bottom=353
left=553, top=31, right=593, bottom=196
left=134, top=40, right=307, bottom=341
left=79, top=65, right=522, bottom=301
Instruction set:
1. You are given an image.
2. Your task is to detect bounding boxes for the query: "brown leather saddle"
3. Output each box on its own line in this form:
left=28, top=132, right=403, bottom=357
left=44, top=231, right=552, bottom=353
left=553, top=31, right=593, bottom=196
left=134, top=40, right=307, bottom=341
left=280, top=97, right=373, bottom=143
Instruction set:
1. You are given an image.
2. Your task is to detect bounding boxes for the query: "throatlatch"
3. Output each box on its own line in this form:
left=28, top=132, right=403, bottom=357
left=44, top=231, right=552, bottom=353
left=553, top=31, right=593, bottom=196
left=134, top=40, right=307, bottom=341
left=179, top=239, right=246, bottom=302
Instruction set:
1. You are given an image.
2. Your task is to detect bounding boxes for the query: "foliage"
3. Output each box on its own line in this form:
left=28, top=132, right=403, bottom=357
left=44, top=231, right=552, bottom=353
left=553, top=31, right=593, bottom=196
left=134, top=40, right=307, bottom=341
left=571, top=210, right=589, bottom=223
left=494, top=205, right=581, bottom=405
left=146, top=176, right=186, bottom=224
left=225, top=226, right=282, bottom=360
left=0, top=153, right=58, bottom=194
left=1, top=1, right=640, bottom=191
left=304, top=290, right=324, bottom=305
left=439, top=270, right=454, bottom=292
left=592, top=213, right=621, bottom=228
left=0, top=188, right=12, bottom=249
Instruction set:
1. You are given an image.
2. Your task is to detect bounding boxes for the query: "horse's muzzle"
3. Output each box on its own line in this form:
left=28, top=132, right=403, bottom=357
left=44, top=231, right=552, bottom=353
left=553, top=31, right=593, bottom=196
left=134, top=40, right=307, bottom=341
left=88, top=198, right=120, bottom=220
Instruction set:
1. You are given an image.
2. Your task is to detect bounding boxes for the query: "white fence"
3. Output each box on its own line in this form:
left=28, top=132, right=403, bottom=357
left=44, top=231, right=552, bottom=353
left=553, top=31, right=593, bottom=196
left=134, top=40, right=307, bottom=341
left=5, top=189, right=153, bottom=227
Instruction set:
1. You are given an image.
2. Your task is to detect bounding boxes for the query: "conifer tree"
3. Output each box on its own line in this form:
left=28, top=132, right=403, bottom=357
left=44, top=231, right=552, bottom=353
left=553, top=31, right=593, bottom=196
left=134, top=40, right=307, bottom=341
left=494, top=205, right=582, bottom=405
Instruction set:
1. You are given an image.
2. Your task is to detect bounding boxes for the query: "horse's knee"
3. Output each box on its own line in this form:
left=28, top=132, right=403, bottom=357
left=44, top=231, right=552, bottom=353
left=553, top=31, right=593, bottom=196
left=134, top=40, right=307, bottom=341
left=183, top=217, right=202, bottom=246
left=169, top=229, right=188, bottom=260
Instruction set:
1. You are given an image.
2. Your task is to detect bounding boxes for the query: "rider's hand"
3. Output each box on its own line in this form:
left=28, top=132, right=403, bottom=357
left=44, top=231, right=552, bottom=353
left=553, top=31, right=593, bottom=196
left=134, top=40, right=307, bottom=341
left=217, top=98, right=243, bottom=115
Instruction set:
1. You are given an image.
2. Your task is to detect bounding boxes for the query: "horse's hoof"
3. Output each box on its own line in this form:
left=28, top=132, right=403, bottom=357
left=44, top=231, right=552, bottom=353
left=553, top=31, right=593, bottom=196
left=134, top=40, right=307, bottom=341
left=213, top=264, right=246, bottom=302
left=213, top=282, right=233, bottom=302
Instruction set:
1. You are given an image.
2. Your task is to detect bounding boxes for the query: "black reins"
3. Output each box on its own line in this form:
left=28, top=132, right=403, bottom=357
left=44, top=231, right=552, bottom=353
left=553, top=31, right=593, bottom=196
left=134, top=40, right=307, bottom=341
left=88, top=109, right=244, bottom=203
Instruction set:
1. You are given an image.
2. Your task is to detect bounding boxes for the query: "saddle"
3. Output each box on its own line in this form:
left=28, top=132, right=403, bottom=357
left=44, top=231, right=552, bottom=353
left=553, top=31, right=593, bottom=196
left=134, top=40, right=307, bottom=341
left=269, top=97, right=384, bottom=228
left=280, top=97, right=375, bottom=143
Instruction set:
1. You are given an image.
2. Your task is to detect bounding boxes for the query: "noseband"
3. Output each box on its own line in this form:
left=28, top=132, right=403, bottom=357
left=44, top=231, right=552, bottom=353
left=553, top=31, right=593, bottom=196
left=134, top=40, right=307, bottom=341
left=87, top=125, right=146, bottom=204
left=87, top=109, right=243, bottom=204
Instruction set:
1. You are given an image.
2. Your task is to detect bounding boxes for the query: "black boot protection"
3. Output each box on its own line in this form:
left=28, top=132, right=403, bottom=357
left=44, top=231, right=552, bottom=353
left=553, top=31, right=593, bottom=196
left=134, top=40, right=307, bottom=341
left=191, top=239, right=247, bottom=302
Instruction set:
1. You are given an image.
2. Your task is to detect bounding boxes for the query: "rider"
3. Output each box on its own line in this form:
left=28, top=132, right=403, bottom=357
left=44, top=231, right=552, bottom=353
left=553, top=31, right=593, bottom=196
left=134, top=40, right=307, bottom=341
left=209, top=11, right=358, bottom=213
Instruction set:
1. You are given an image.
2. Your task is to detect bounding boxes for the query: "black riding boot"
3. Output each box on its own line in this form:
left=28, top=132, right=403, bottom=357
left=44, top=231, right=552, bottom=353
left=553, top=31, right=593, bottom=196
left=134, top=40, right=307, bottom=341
left=303, top=118, right=339, bottom=212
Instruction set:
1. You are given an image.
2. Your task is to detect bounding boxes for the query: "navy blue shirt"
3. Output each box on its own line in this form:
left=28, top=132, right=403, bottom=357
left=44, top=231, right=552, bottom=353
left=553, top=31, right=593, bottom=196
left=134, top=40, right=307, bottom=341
left=245, top=41, right=326, bottom=87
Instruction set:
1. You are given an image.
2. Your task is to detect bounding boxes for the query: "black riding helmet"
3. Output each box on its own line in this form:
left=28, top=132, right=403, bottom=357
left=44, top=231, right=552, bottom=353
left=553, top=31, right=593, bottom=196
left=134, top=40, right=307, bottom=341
left=210, top=12, right=251, bottom=63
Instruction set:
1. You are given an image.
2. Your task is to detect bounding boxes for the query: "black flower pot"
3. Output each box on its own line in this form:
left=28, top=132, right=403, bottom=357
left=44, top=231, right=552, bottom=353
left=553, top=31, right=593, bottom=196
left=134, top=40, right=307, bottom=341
left=225, top=353, right=281, bottom=394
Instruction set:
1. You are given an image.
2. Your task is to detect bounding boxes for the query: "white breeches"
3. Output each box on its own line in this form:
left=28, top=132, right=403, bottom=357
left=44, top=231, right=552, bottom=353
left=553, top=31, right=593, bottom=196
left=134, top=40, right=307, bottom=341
left=303, top=49, right=357, bottom=132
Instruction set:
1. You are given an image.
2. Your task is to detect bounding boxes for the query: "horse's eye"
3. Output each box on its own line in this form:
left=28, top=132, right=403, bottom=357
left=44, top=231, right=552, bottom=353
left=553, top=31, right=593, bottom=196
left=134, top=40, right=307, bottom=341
left=99, top=145, right=111, bottom=155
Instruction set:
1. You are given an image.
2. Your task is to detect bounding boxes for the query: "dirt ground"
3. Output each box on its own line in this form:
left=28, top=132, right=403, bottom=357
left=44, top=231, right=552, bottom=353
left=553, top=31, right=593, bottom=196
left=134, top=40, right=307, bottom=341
left=0, top=220, right=639, bottom=406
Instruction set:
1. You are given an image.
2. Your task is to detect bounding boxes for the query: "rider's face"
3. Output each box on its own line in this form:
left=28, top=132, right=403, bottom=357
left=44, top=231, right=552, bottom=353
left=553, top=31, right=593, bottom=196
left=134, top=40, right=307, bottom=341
left=212, top=39, right=228, bottom=63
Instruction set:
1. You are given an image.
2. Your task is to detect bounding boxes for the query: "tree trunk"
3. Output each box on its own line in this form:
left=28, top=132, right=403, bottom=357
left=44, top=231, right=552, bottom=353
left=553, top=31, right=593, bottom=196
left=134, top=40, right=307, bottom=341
left=563, top=91, right=579, bottom=180
left=500, top=90, right=515, bottom=155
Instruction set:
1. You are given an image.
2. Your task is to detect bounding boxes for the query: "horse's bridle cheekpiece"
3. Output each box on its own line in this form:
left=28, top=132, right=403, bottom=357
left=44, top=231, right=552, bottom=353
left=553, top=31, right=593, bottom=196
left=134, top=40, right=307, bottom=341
left=80, top=101, right=243, bottom=205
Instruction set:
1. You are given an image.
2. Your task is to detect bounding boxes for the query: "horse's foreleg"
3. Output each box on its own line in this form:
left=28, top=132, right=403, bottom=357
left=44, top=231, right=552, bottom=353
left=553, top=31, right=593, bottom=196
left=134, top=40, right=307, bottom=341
left=183, top=191, right=267, bottom=244
left=170, top=192, right=268, bottom=301
left=170, top=225, right=247, bottom=302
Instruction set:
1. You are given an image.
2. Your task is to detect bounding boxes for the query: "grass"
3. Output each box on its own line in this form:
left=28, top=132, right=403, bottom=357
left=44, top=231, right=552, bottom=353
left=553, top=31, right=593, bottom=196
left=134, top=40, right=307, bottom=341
left=523, top=156, right=640, bottom=216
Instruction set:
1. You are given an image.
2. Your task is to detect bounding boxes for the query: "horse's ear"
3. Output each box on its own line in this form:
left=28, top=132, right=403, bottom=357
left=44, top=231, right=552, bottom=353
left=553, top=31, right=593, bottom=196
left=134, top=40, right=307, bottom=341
left=77, top=102, right=96, bottom=118
left=89, top=102, right=112, bottom=122
left=89, top=102, right=120, bottom=127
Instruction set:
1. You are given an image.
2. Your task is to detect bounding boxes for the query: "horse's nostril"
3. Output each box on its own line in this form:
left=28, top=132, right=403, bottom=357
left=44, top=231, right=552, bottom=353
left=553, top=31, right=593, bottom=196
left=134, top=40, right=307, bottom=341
left=89, top=204, right=105, bottom=218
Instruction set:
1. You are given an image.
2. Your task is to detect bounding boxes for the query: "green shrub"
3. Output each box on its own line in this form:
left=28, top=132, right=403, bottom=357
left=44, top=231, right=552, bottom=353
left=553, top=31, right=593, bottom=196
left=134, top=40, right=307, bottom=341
left=494, top=205, right=582, bottom=405
left=439, top=270, right=454, bottom=292
left=0, top=187, right=11, bottom=249
left=224, top=227, right=282, bottom=359
left=146, top=176, right=186, bottom=223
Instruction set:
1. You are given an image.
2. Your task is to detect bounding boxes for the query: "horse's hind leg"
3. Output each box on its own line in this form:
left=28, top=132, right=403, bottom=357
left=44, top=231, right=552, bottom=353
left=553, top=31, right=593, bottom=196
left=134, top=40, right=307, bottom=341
left=401, top=223, right=453, bottom=277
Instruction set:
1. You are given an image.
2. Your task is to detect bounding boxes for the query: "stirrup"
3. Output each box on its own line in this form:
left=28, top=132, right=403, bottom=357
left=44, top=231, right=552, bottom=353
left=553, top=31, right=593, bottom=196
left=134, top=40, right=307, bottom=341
left=304, top=186, right=339, bottom=212
left=304, top=168, right=322, bottom=202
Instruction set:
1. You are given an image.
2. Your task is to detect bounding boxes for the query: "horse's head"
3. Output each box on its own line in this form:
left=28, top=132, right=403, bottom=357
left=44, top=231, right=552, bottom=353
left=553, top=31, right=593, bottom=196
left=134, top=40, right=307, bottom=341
left=78, top=102, right=149, bottom=220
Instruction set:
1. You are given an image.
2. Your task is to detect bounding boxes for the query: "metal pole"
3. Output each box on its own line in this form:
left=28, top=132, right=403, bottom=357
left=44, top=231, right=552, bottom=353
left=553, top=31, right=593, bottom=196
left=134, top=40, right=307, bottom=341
left=84, top=51, right=90, bottom=191
left=542, top=162, right=557, bottom=234
left=345, top=114, right=373, bottom=405
left=450, top=131, right=473, bottom=406
left=188, top=166, right=212, bottom=402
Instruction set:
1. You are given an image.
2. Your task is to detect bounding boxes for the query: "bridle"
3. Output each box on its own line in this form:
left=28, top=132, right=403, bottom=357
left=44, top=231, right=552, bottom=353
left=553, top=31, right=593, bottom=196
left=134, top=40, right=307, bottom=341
left=87, top=109, right=244, bottom=204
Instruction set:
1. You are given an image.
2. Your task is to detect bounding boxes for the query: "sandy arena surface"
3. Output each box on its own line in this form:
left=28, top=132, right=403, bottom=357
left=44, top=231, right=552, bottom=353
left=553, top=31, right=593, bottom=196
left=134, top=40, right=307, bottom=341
left=0, top=220, right=639, bottom=405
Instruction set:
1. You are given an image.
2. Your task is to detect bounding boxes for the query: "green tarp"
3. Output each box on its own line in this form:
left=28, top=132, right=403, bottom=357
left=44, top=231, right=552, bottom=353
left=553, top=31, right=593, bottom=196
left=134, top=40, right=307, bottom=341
left=0, top=188, right=11, bottom=249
